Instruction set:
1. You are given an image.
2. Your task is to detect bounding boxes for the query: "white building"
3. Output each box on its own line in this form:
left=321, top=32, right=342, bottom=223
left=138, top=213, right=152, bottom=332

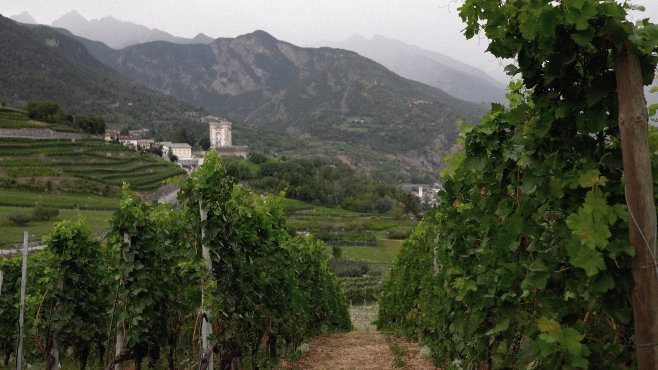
left=169, top=143, right=192, bottom=159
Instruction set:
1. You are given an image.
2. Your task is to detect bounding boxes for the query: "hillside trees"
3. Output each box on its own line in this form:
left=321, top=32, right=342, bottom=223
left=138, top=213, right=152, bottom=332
left=24, top=101, right=105, bottom=134
left=222, top=154, right=410, bottom=214
left=379, top=0, right=658, bottom=368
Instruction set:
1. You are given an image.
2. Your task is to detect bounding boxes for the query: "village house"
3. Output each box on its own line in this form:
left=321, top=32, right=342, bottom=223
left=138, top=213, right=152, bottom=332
left=169, top=143, right=193, bottom=159
left=118, top=135, right=139, bottom=148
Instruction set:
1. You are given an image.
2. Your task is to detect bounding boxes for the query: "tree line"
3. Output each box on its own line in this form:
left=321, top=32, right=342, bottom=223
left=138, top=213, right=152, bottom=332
left=222, top=152, right=422, bottom=216
left=25, top=101, right=106, bottom=134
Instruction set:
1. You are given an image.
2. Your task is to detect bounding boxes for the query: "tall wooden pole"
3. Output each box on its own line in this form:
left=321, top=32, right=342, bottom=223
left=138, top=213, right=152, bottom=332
left=0, top=270, right=4, bottom=298
left=115, top=233, right=131, bottom=370
left=17, top=232, right=28, bottom=370
left=199, top=201, right=214, bottom=370
left=615, top=41, right=658, bottom=370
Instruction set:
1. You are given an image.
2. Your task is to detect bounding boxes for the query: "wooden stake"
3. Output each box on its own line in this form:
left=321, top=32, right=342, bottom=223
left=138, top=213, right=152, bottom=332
left=615, top=41, right=658, bottom=370
left=199, top=201, right=214, bottom=370
left=17, top=231, right=28, bottom=370
left=115, top=233, right=131, bottom=370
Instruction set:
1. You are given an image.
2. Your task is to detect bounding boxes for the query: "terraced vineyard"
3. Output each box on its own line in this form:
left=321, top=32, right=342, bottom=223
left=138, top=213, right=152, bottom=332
left=0, top=137, right=185, bottom=193
left=0, top=106, right=76, bottom=131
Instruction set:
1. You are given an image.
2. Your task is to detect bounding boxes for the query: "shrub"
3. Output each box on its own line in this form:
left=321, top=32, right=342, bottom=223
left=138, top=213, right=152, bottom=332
left=328, top=258, right=368, bottom=277
left=7, top=213, right=31, bottom=226
left=332, top=245, right=342, bottom=259
left=33, top=205, right=59, bottom=221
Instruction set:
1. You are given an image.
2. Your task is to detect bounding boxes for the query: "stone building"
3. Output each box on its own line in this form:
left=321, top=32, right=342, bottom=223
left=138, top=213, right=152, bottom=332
left=208, top=119, right=248, bottom=158
left=210, top=120, right=233, bottom=148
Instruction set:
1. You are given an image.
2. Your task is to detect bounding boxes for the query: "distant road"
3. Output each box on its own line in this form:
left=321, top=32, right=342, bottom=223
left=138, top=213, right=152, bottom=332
left=0, top=244, right=46, bottom=257
left=0, top=128, right=98, bottom=140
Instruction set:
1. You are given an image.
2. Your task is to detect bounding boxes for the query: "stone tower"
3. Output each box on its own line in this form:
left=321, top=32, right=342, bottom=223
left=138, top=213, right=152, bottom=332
left=209, top=120, right=232, bottom=148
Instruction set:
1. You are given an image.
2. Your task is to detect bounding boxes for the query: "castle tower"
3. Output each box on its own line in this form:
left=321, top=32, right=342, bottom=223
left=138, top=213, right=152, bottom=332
left=209, top=120, right=232, bottom=148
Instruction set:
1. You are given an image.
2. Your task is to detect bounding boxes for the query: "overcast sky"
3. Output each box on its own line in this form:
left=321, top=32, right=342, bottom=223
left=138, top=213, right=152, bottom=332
left=2, top=0, right=657, bottom=83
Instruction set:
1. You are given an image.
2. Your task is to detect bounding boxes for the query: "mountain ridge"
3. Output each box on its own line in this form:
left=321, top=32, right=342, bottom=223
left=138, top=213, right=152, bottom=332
left=321, top=34, right=508, bottom=104
left=69, top=28, right=485, bottom=180
left=0, top=15, right=205, bottom=139
left=9, top=11, right=37, bottom=24
left=51, top=10, right=214, bottom=49
left=80, top=29, right=484, bottom=154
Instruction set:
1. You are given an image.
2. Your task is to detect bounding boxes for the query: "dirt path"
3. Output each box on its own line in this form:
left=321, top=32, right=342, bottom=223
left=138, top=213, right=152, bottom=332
left=279, top=331, right=438, bottom=370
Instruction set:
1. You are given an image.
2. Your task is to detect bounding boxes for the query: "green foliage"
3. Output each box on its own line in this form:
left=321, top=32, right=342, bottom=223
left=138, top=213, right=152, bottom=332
left=7, top=212, right=31, bottom=225
left=74, top=114, right=105, bottom=135
left=108, top=185, right=194, bottom=363
left=223, top=154, right=410, bottom=214
left=0, top=137, right=185, bottom=193
left=32, top=204, right=59, bottom=221
left=378, top=82, right=651, bottom=369
left=0, top=256, right=21, bottom=364
left=331, top=245, right=343, bottom=259
left=23, top=101, right=106, bottom=134
left=379, top=2, right=658, bottom=369
left=328, top=259, right=369, bottom=278
left=35, top=218, right=110, bottom=368
left=179, top=151, right=350, bottom=366
left=25, top=101, right=68, bottom=124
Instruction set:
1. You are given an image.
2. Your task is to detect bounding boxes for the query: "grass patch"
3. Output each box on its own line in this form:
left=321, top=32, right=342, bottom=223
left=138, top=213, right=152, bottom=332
left=0, top=206, right=113, bottom=246
left=0, top=189, right=120, bottom=209
left=387, top=336, right=407, bottom=368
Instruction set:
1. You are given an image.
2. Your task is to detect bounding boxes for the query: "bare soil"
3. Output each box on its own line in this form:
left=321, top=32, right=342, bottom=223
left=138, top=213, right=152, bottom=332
left=279, top=331, right=438, bottom=370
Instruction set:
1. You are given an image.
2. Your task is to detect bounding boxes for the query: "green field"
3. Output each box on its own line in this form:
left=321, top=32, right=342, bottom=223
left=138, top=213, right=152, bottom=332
left=329, top=240, right=403, bottom=264
left=0, top=206, right=113, bottom=246
left=285, top=200, right=416, bottom=244
left=0, top=189, right=120, bottom=209
left=0, top=137, right=185, bottom=193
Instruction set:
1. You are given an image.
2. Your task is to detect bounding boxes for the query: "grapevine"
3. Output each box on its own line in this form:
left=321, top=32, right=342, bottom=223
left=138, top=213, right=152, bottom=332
left=379, top=1, right=658, bottom=367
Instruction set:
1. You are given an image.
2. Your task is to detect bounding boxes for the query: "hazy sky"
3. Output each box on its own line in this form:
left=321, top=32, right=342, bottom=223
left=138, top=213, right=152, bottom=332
left=2, top=0, right=657, bottom=83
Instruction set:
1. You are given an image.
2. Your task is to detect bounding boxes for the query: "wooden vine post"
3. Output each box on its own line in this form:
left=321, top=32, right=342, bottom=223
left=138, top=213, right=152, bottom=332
left=114, top=232, right=131, bottom=370
left=199, top=200, right=214, bottom=370
left=615, top=41, right=658, bottom=370
left=17, top=232, right=28, bottom=370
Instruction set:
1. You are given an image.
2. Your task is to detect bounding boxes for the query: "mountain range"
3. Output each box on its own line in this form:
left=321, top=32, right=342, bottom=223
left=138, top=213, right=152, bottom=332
left=9, top=11, right=37, bottom=25
left=321, top=35, right=508, bottom=104
left=20, top=11, right=508, bottom=106
left=78, top=30, right=484, bottom=165
left=0, top=15, right=205, bottom=138
left=1, top=13, right=487, bottom=181
left=22, top=10, right=215, bottom=49
left=51, top=11, right=214, bottom=49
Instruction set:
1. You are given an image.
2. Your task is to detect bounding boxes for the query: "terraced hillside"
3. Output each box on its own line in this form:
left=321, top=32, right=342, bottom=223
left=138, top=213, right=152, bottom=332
left=0, top=106, right=79, bottom=131
left=0, top=137, right=185, bottom=193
